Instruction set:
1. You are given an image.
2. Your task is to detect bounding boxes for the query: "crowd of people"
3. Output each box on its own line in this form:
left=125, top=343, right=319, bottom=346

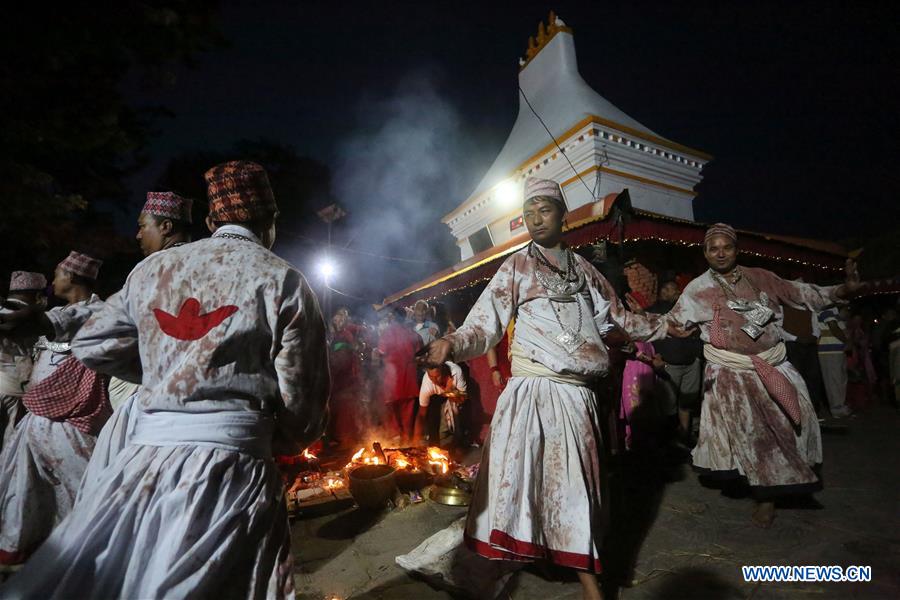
left=322, top=298, right=500, bottom=455
left=0, top=168, right=894, bottom=599
left=0, top=161, right=329, bottom=597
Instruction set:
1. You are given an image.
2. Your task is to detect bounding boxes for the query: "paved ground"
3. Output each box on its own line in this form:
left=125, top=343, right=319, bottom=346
left=292, top=406, right=899, bottom=599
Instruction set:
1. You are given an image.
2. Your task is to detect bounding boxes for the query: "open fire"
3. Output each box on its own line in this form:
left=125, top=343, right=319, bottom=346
left=344, top=443, right=453, bottom=475
left=284, top=442, right=463, bottom=512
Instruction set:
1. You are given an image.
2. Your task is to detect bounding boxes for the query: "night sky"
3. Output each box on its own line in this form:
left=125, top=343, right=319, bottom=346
left=123, top=0, right=899, bottom=303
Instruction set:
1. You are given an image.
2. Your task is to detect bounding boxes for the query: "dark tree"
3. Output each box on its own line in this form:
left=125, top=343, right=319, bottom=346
left=154, top=138, right=336, bottom=242
left=0, top=2, right=223, bottom=279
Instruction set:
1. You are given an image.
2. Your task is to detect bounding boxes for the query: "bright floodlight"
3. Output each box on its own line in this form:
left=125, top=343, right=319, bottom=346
left=317, top=257, right=337, bottom=281
left=496, top=180, right=520, bottom=208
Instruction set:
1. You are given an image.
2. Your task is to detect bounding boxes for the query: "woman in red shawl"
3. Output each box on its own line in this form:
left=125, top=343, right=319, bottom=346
left=374, top=308, right=422, bottom=444
left=327, top=307, right=366, bottom=447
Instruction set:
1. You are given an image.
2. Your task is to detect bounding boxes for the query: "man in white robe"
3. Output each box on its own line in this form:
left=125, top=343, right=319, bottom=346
left=422, top=177, right=687, bottom=600
left=0, top=271, right=46, bottom=450
left=80, top=190, right=194, bottom=496
left=667, top=223, right=866, bottom=527
left=2, top=160, right=329, bottom=598
left=0, top=252, right=108, bottom=566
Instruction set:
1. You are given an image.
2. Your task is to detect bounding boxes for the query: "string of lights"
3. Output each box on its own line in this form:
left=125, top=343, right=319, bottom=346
left=391, top=230, right=845, bottom=305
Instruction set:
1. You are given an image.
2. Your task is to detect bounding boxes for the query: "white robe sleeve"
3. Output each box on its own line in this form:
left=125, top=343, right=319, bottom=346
left=71, top=289, right=143, bottom=384
left=766, top=273, right=844, bottom=312
left=444, top=256, right=518, bottom=363
left=587, top=267, right=668, bottom=342
left=46, top=295, right=105, bottom=342
left=272, top=273, right=331, bottom=450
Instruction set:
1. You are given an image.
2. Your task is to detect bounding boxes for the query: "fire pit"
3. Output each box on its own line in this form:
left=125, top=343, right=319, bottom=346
left=282, top=441, right=471, bottom=513
left=395, top=469, right=433, bottom=492
left=348, top=464, right=397, bottom=509
left=345, top=444, right=453, bottom=476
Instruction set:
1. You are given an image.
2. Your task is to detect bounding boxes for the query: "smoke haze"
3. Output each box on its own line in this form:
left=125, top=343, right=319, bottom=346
left=290, top=70, right=494, bottom=309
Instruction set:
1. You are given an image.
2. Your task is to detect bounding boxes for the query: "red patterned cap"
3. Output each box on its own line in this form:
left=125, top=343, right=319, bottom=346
left=204, top=160, right=277, bottom=223
left=9, top=271, right=47, bottom=292
left=58, top=251, right=102, bottom=281
left=704, top=223, right=737, bottom=244
left=524, top=176, right=566, bottom=210
left=142, top=191, right=193, bottom=223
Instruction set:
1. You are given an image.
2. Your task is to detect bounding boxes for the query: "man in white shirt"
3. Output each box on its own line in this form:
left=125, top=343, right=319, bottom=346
left=411, top=300, right=440, bottom=346
left=0, top=272, right=46, bottom=450
left=817, top=306, right=851, bottom=417
left=417, top=361, right=467, bottom=448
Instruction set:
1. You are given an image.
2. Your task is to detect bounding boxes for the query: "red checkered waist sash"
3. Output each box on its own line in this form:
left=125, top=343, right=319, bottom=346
left=22, top=355, right=111, bottom=435
left=706, top=306, right=802, bottom=427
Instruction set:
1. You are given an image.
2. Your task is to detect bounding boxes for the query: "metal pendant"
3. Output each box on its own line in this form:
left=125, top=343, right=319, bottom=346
left=745, top=304, right=775, bottom=328
left=727, top=299, right=752, bottom=312
left=555, top=329, right=586, bottom=353
left=34, top=339, right=71, bottom=354
left=741, top=321, right=765, bottom=340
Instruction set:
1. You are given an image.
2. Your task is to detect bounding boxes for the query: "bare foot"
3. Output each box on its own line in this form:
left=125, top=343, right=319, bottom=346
left=752, top=501, right=776, bottom=528
left=576, top=571, right=604, bottom=600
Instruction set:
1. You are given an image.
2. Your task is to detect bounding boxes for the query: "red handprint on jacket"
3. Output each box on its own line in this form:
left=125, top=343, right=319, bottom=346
left=153, top=298, right=238, bottom=341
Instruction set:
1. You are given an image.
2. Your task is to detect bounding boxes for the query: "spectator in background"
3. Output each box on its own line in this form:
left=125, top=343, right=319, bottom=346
left=411, top=300, right=440, bottom=346
left=889, top=317, right=900, bottom=406
left=646, top=280, right=703, bottom=447
left=375, top=308, right=423, bottom=444
left=871, top=306, right=899, bottom=405
left=416, top=361, right=468, bottom=451
left=465, top=335, right=511, bottom=445
left=327, top=306, right=366, bottom=447
left=783, top=302, right=827, bottom=415
left=817, top=306, right=851, bottom=418
left=619, top=339, right=660, bottom=451
left=846, top=313, right=877, bottom=412
left=0, top=272, right=46, bottom=450
left=431, top=300, right=458, bottom=335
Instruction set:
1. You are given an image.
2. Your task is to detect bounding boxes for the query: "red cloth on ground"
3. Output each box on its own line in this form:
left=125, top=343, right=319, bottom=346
left=21, top=356, right=111, bottom=435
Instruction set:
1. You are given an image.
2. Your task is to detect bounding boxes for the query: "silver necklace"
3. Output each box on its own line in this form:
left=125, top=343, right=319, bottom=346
left=530, top=243, right=586, bottom=353
left=217, top=233, right=254, bottom=242
left=529, top=244, right=585, bottom=300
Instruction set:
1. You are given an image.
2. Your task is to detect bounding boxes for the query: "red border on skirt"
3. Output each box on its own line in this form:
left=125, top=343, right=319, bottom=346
left=0, top=549, right=29, bottom=565
left=464, top=530, right=602, bottom=573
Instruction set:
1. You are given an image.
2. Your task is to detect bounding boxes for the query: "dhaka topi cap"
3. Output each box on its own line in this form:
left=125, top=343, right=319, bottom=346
left=205, top=160, right=277, bottom=223
left=57, top=251, right=102, bottom=281
left=524, top=176, right=566, bottom=211
left=704, top=223, right=737, bottom=245
left=142, top=191, right=193, bottom=223
left=9, top=271, right=47, bottom=292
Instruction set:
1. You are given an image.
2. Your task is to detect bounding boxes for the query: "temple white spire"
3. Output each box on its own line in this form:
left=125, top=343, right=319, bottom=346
left=444, top=12, right=711, bottom=260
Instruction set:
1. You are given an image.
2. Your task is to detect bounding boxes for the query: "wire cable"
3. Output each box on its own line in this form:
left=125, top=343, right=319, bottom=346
left=518, top=85, right=597, bottom=200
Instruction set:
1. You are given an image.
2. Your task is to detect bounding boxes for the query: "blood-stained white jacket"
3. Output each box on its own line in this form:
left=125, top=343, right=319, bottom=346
left=445, top=246, right=666, bottom=377
left=70, top=225, right=330, bottom=450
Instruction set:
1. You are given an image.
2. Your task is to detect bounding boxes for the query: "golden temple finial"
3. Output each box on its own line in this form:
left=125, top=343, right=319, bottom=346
left=520, top=10, right=574, bottom=70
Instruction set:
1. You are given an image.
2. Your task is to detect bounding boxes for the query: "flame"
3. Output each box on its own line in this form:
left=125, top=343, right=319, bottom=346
left=324, top=478, right=344, bottom=490
left=345, top=442, right=453, bottom=475
left=427, top=447, right=449, bottom=462
left=428, top=460, right=449, bottom=474
left=301, top=448, right=317, bottom=460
